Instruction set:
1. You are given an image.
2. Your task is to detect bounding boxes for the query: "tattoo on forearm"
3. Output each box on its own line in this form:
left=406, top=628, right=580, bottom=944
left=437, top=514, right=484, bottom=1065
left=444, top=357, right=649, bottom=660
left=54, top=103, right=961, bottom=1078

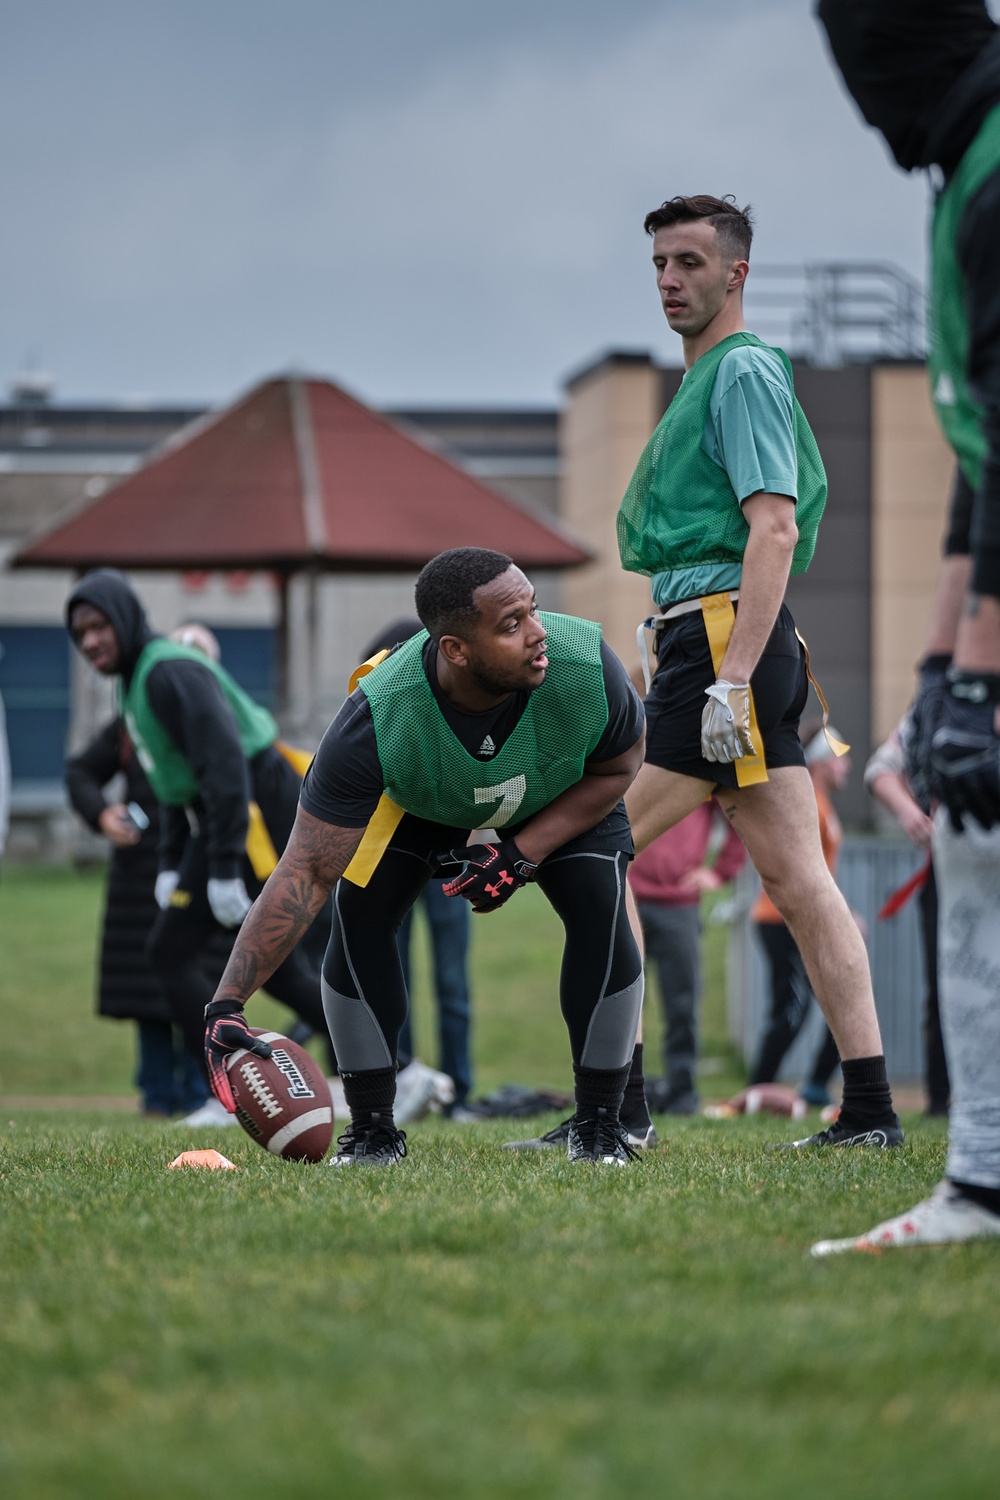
left=965, top=592, right=982, bottom=618
left=214, top=817, right=363, bottom=1005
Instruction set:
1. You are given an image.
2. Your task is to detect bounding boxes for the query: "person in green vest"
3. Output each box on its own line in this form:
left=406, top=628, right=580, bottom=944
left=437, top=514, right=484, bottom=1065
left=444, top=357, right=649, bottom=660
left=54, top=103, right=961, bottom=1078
left=810, top=0, right=1000, bottom=1252
left=66, top=569, right=329, bottom=1124
left=199, top=546, right=649, bottom=1167
left=617, top=192, right=902, bottom=1152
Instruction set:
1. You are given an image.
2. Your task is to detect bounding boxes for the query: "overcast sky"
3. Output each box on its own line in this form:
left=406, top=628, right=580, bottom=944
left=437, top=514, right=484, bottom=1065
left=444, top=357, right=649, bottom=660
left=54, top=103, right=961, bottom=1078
left=0, top=0, right=963, bottom=409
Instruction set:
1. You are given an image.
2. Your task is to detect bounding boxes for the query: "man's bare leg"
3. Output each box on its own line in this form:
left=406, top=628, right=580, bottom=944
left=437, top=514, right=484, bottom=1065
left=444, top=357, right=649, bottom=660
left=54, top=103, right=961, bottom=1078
left=626, top=761, right=716, bottom=854
left=717, top=766, right=883, bottom=1060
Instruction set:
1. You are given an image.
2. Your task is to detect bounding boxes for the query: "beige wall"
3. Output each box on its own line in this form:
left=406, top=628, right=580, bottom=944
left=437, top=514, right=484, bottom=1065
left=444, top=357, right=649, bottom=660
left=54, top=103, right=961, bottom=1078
left=560, top=357, right=663, bottom=671
left=870, top=366, right=953, bottom=743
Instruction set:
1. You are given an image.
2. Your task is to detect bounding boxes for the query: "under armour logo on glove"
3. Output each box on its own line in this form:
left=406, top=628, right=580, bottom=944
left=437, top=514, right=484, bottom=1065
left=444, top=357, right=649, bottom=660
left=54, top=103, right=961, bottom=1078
left=437, top=838, right=537, bottom=913
left=204, top=999, right=273, bottom=1112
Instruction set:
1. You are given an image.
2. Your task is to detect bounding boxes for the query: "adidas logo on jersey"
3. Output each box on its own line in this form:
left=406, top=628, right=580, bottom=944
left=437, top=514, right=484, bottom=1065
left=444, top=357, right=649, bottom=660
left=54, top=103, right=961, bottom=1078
left=478, top=734, right=496, bottom=758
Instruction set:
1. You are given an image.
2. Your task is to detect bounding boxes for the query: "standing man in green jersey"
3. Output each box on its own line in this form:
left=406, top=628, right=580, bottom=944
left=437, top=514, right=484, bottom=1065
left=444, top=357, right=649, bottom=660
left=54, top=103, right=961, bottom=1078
left=199, top=548, right=649, bottom=1168
left=618, top=194, right=901, bottom=1149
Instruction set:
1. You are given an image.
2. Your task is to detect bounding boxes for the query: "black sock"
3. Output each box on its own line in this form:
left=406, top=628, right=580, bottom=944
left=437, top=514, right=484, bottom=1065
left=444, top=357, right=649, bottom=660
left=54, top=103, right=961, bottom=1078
left=952, top=1179, right=1000, bottom=1217
left=341, top=1066, right=397, bottom=1128
left=839, top=1055, right=895, bottom=1126
left=573, top=1063, right=631, bottom=1120
left=620, top=1044, right=652, bottom=1128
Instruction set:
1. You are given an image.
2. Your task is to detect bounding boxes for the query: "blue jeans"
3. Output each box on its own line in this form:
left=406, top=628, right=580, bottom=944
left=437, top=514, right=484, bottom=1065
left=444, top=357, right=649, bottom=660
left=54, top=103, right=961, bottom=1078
left=136, top=1020, right=209, bottom=1115
left=397, top=880, right=472, bottom=1105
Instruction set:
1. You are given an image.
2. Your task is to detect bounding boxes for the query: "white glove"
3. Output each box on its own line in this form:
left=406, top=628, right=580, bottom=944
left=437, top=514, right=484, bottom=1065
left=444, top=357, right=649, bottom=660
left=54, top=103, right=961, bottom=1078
left=154, top=870, right=180, bottom=910
left=207, top=876, right=253, bottom=928
left=701, top=680, right=755, bottom=763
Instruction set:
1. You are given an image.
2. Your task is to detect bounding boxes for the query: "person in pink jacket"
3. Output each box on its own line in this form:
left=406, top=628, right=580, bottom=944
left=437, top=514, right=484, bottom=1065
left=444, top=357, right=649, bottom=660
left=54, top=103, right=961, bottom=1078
left=629, top=802, right=746, bottom=1113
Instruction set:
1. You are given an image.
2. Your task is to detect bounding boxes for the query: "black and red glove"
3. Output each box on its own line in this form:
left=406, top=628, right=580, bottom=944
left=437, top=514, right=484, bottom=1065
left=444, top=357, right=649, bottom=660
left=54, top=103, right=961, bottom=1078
left=438, top=839, right=537, bottom=913
left=204, top=998, right=272, bottom=1111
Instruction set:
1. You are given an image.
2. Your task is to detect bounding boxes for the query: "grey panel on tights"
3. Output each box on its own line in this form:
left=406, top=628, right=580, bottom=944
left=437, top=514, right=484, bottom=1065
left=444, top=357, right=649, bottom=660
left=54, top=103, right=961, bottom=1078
left=321, top=974, right=394, bottom=1072
left=579, top=971, right=644, bottom=1070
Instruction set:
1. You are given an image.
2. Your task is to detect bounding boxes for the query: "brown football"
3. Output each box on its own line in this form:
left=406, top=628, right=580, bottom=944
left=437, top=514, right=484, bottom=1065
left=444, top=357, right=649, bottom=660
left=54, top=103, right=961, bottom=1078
left=226, top=1028, right=334, bottom=1162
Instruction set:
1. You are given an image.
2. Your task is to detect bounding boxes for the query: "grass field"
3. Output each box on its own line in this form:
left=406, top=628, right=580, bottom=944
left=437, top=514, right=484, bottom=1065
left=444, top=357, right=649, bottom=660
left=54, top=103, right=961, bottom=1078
left=1, top=865, right=997, bottom=1500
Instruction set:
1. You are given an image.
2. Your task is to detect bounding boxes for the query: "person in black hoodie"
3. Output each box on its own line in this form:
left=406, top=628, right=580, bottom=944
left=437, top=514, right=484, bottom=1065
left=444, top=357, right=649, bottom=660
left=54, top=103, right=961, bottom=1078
left=65, top=717, right=212, bottom=1117
left=812, top=0, right=1000, bottom=1252
left=66, top=570, right=330, bottom=1124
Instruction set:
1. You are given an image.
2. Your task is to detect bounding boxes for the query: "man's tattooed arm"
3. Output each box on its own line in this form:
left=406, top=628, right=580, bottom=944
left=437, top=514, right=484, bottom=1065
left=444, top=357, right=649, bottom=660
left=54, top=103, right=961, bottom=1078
left=212, top=806, right=364, bottom=1006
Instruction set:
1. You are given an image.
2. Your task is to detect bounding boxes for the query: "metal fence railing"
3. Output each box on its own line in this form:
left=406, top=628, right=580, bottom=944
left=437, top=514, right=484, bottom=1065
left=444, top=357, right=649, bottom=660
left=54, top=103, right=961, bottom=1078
left=727, top=835, right=928, bottom=1085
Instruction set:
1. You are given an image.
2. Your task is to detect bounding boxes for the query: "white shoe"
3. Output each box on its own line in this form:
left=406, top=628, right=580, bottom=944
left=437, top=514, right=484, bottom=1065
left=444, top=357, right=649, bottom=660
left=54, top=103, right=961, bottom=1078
left=393, top=1060, right=439, bottom=1124
left=426, top=1064, right=456, bottom=1113
left=181, top=1097, right=238, bottom=1128
left=393, top=1059, right=456, bottom=1124
left=811, top=1180, right=1000, bottom=1256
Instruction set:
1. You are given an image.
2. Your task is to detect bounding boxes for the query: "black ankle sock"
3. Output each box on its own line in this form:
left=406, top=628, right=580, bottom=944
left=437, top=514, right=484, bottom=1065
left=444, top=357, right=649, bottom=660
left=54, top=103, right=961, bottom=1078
left=573, top=1063, right=631, bottom=1120
left=621, top=1044, right=651, bottom=1128
left=952, top=1179, right=1000, bottom=1217
left=839, top=1055, right=895, bottom=1126
left=341, top=1066, right=397, bottom=1128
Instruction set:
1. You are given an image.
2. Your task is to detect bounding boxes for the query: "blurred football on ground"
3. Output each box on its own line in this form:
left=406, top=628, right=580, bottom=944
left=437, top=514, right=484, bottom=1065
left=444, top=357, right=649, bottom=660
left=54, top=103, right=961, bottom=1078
left=704, top=1084, right=807, bottom=1119
left=226, top=1029, right=334, bottom=1162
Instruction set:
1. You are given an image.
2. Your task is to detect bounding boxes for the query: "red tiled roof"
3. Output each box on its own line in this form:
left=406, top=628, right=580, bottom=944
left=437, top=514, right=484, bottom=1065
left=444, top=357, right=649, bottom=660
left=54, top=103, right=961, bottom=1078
left=14, top=377, right=589, bottom=572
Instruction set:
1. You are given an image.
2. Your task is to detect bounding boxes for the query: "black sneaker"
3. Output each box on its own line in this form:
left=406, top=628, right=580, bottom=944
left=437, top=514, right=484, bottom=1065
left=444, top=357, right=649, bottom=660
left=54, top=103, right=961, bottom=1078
left=332, top=1112, right=408, bottom=1167
left=566, top=1108, right=639, bottom=1166
left=777, top=1113, right=904, bottom=1150
left=502, top=1118, right=572, bottom=1151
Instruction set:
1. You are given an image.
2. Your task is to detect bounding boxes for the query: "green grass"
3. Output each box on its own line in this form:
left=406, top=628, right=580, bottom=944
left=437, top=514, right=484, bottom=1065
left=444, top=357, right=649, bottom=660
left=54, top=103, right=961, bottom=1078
left=0, top=866, right=995, bottom=1499
left=0, top=863, right=741, bottom=1102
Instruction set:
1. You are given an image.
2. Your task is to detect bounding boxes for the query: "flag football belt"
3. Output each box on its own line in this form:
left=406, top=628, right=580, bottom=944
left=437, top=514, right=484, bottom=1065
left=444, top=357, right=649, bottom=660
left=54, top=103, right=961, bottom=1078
left=636, top=590, right=848, bottom=788
left=340, top=647, right=406, bottom=888
left=244, top=741, right=318, bottom=880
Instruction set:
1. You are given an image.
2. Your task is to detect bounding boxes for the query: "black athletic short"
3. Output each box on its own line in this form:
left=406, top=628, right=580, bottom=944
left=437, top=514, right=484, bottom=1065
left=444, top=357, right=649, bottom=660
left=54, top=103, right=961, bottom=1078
left=643, top=601, right=808, bottom=788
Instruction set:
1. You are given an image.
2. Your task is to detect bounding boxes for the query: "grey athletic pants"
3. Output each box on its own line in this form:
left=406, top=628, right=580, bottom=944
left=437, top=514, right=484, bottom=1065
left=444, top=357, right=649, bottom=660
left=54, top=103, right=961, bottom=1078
left=933, top=816, right=1000, bottom=1189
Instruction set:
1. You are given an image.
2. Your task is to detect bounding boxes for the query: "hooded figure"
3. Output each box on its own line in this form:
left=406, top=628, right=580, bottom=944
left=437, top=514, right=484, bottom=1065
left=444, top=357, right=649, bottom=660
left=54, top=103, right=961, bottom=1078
left=818, top=0, right=1000, bottom=602
left=67, top=571, right=331, bottom=1113
left=818, top=0, right=1000, bottom=174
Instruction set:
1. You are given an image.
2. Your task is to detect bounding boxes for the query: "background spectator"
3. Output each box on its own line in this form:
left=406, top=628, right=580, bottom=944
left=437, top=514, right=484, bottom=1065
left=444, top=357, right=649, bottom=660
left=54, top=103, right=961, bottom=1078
left=629, top=802, right=746, bottom=1114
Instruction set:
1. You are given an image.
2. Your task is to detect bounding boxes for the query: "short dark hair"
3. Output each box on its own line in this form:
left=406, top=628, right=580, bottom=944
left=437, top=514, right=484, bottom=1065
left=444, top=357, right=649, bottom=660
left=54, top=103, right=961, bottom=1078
left=415, top=547, right=513, bottom=639
left=643, top=195, right=753, bottom=262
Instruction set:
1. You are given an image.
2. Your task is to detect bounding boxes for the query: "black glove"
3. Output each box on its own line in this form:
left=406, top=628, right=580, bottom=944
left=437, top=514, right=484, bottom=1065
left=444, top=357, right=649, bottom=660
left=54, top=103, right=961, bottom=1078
left=929, top=671, right=1000, bottom=832
left=904, top=654, right=951, bottom=811
left=438, top=839, right=537, bottom=913
left=204, top=999, right=273, bottom=1112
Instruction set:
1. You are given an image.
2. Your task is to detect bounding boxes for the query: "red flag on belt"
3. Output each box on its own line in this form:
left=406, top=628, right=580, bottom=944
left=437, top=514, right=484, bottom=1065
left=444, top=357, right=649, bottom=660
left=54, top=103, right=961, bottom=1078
left=877, top=854, right=932, bottom=920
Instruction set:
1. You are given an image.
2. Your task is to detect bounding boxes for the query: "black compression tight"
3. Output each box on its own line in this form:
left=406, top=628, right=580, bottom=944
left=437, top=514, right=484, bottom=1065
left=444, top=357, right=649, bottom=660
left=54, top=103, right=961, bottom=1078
left=323, top=840, right=642, bottom=1074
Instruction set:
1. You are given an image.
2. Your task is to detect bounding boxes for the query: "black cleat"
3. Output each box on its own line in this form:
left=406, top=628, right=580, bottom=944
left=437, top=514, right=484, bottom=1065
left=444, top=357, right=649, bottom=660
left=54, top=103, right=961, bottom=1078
left=502, top=1118, right=572, bottom=1151
left=332, top=1112, right=408, bottom=1167
left=776, top=1114, right=904, bottom=1150
left=503, top=1114, right=656, bottom=1152
left=566, top=1108, right=639, bottom=1166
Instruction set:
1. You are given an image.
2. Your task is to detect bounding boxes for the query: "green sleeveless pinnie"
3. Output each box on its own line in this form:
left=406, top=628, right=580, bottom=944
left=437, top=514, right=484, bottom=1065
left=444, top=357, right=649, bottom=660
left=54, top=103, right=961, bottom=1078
left=359, top=613, right=609, bottom=830
left=122, top=638, right=277, bottom=805
left=617, top=331, right=826, bottom=579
